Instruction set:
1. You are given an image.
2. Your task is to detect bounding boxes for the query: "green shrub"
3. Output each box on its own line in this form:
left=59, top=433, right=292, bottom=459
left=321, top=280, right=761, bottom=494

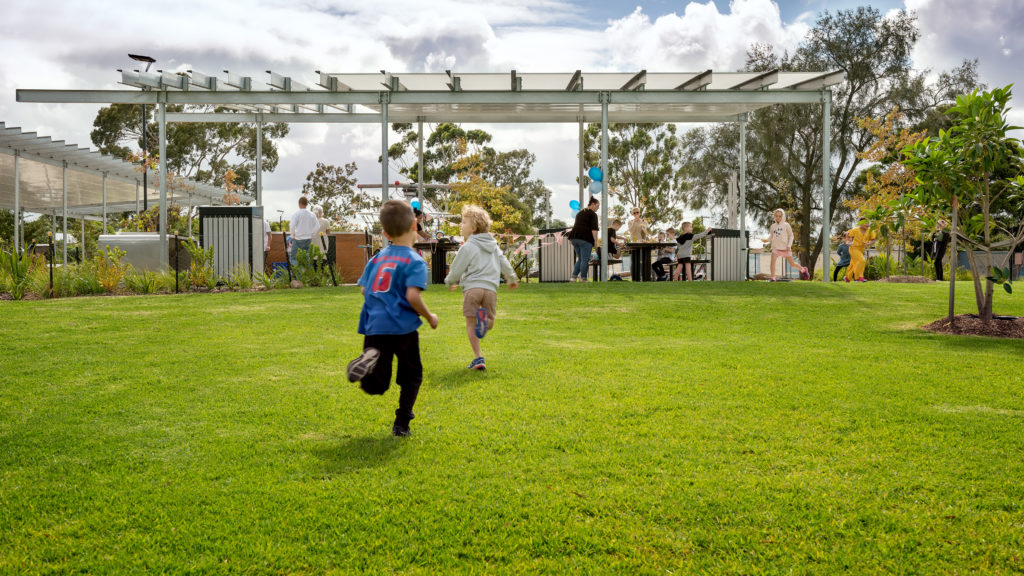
left=253, top=270, right=273, bottom=290
left=294, top=246, right=332, bottom=287
left=3, top=245, right=35, bottom=300
left=228, top=262, right=254, bottom=290
left=183, top=240, right=216, bottom=289
left=93, top=246, right=128, bottom=292
left=124, top=268, right=161, bottom=294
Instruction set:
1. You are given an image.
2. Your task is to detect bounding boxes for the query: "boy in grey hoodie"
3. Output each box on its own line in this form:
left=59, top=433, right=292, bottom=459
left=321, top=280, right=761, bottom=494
left=444, top=204, right=519, bottom=370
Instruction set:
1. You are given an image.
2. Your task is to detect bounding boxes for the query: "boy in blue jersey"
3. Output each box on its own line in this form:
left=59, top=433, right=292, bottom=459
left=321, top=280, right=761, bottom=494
left=346, top=200, right=439, bottom=437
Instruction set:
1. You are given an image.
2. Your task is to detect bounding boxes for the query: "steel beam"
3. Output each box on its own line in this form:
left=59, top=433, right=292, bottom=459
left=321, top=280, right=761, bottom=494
left=159, top=99, right=168, bottom=268
left=822, top=90, right=832, bottom=282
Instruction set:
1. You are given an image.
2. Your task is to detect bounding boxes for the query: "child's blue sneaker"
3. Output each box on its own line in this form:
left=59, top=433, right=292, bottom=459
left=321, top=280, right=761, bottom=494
left=474, top=307, right=488, bottom=339
left=468, top=357, right=486, bottom=371
left=346, top=347, right=380, bottom=382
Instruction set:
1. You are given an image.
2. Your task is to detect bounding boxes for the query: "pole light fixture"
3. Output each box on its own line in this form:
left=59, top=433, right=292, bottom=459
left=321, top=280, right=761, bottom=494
left=129, top=54, right=156, bottom=214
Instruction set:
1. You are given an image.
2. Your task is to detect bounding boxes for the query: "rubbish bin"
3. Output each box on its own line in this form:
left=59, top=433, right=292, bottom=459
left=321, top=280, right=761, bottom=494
left=709, top=228, right=749, bottom=281
left=537, top=227, right=573, bottom=282
left=198, top=206, right=265, bottom=278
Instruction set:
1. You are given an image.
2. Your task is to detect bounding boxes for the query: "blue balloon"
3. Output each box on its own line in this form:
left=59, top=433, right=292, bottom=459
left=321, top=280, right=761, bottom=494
left=569, top=199, right=581, bottom=210
left=570, top=209, right=579, bottom=218
left=411, top=199, right=421, bottom=209
left=589, top=180, right=603, bottom=195
left=588, top=166, right=603, bottom=182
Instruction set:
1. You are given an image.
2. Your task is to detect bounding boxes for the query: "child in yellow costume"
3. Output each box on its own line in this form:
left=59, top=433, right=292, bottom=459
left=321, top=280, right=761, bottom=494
left=844, top=218, right=877, bottom=282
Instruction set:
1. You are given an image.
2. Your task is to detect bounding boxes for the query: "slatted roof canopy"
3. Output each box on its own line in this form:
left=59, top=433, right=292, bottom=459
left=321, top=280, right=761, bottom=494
left=21, top=69, right=844, bottom=124
left=0, top=122, right=249, bottom=216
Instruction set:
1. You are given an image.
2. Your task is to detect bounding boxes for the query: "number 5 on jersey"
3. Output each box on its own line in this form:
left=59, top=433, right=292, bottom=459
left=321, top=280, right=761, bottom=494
left=371, top=262, right=398, bottom=292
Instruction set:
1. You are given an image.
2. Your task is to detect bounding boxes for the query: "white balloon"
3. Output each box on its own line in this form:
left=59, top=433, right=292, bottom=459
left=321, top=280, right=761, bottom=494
left=589, top=180, right=603, bottom=194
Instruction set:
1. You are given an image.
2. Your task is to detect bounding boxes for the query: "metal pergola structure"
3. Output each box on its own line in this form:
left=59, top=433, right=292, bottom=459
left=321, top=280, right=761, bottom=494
left=1, top=122, right=250, bottom=265
left=18, top=68, right=844, bottom=276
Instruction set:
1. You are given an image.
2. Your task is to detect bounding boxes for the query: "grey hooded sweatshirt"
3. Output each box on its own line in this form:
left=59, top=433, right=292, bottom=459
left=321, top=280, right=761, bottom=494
left=444, top=232, right=517, bottom=292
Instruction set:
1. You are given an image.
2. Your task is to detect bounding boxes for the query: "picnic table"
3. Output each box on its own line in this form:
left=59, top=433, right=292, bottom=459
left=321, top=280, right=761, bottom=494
left=414, top=239, right=461, bottom=284
left=625, top=241, right=677, bottom=282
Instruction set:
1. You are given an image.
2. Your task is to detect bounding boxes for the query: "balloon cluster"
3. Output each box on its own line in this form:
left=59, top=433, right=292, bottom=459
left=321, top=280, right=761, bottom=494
left=569, top=167, right=605, bottom=218
left=588, top=166, right=603, bottom=195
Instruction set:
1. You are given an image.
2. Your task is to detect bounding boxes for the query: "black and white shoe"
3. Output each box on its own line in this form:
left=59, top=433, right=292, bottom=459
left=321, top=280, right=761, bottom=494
left=392, top=422, right=411, bottom=437
left=346, top=348, right=380, bottom=382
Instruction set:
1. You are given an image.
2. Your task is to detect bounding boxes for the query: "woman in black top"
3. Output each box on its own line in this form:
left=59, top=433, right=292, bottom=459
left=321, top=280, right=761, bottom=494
left=567, top=197, right=600, bottom=282
left=932, top=219, right=950, bottom=281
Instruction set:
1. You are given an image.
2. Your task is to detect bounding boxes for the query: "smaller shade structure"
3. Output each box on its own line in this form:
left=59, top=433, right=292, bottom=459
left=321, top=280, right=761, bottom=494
left=1, top=121, right=235, bottom=216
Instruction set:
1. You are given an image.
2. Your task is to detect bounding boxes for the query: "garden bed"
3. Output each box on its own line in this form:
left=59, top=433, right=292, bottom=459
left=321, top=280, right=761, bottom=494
left=923, top=314, right=1024, bottom=338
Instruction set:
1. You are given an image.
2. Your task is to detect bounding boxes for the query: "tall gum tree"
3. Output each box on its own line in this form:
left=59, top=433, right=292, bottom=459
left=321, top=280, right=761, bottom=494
left=678, top=7, right=978, bottom=274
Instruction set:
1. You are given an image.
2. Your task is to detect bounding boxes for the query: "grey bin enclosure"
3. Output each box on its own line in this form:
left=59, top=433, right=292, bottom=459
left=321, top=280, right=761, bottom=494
left=537, top=227, right=573, bottom=282
left=98, top=232, right=190, bottom=271
left=198, top=206, right=264, bottom=278
left=709, top=228, right=750, bottom=281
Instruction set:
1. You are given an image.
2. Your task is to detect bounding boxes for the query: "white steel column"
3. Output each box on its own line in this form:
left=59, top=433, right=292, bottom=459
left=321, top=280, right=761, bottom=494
left=739, top=113, right=748, bottom=279
left=600, top=93, right=609, bottom=281
left=102, top=173, right=108, bottom=234
left=821, top=91, right=832, bottom=282
left=81, top=218, right=86, bottom=261
left=62, top=161, right=68, bottom=265
left=159, top=97, right=168, bottom=268
left=578, top=119, right=585, bottom=206
left=135, top=181, right=140, bottom=216
left=380, top=93, right=389, bottom=206
left=13, top=150, right=19, bottom=253
left=256, top=115, right=263, bottom=205
left=417, top=119, right=424, bottom=204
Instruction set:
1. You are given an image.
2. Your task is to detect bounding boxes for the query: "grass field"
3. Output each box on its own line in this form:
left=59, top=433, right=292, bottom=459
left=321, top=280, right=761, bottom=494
left=2, top=282, right=1023, bottom=574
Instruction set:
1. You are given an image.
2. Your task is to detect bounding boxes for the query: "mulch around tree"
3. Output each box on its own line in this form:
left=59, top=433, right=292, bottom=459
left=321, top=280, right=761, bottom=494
left=923, top=314, right=1024, bottom=338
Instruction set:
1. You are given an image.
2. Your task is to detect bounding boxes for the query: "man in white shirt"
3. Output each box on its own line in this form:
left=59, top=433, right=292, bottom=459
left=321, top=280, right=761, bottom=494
left=289, top=196, right=320, bottom=267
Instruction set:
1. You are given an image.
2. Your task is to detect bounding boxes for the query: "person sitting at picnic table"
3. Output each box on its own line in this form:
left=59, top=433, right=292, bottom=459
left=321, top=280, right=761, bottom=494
left=607, top=218, right=625, bottom=258
left=652, top=228, right=677, bottom=281
left=627, top=208, right=650, bottom=241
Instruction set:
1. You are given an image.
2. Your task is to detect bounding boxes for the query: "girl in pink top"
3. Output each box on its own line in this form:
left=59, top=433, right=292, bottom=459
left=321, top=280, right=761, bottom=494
left=761, top=209, right=808, bottom=281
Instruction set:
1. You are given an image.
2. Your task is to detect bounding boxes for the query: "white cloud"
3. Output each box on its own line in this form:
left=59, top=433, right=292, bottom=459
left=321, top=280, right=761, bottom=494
left=12, top=0, right=1013, bottom=225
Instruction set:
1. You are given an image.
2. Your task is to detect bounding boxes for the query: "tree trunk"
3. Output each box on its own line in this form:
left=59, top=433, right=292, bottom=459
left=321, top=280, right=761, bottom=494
left=948, top=196, right=957, bottom=326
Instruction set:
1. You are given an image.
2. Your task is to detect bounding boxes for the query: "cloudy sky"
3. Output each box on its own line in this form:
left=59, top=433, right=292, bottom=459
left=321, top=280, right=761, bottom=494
left=1, top=0, right=1021, bottom=223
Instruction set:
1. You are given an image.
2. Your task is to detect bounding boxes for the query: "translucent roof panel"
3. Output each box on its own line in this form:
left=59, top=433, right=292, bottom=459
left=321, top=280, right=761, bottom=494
left=1, top=122, right=249, bottom=215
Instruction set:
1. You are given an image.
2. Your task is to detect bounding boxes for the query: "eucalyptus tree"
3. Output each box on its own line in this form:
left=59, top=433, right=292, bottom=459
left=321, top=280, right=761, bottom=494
left=90, top=103, right=288, bottom=190
left=678, top=7, right=978, bottom=274
left=583, top=123, right=684, bottom=227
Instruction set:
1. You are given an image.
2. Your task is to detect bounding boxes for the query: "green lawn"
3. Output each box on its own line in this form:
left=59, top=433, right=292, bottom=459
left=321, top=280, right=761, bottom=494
left=1, top=282, right=1023, bottom=574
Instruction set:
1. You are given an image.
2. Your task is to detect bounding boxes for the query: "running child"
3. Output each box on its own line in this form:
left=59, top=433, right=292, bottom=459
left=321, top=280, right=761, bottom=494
left=844, top=218, right=877, bottom=282
left=444, top=204, right=518, bottom=371
left=762, top=209, right=809, bottom=281
left=346, top=200, right=439, bottom=437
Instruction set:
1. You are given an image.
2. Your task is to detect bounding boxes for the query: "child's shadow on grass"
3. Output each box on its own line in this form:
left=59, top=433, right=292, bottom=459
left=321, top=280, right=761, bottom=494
left=313, top=434, right=405, bottom=474
left=430, top=367, right=487, bottom=390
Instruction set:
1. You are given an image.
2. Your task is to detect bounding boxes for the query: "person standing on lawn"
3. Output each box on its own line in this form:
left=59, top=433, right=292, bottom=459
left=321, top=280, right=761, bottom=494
left=932, top=219, right=950, bottom=281
left=567, top=197, right=600, bottom=282
left=845, top=218, right=878, bottom=283
left=674, top=221, right=713, bottom=281
left=346, top=199, right=439, bottom=437
left=833, top=234, right=852, bottom=282
left=762, top=209, right=809, bottom=281
left=445, top=204, right=519, bottom=371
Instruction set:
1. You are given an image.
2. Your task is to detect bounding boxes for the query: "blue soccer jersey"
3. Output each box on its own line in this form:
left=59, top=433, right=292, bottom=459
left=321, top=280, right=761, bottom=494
left=357, top=245, right=429, bottom=335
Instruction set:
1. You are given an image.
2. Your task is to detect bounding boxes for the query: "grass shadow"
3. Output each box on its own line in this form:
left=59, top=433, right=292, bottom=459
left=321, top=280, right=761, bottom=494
left=312, top=433, right=406, bottom=474
left=428, top=369, right=484, bottom=391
